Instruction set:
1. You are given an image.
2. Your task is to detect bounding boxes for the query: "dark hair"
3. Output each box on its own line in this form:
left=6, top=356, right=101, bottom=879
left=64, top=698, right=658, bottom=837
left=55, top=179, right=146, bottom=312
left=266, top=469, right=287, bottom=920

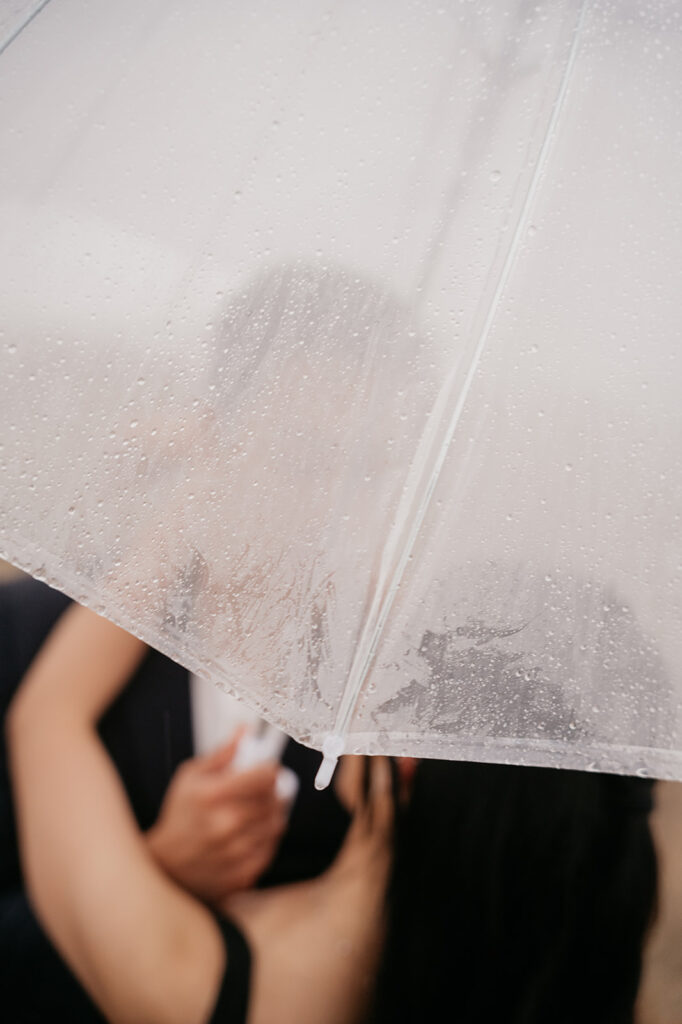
left=211, top=263, right=423, bottom=413
left=370, top=761, right=657, bottom=1024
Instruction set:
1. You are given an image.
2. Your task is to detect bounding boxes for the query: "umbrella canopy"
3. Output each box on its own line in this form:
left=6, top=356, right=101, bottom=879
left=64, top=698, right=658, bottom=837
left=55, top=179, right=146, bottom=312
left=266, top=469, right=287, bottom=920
left=1, top=0, right=681, bottom=783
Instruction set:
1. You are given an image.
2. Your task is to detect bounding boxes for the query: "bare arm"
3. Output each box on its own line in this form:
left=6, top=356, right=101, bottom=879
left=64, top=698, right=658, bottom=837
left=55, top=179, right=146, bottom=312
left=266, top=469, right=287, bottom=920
left=6, top=604, right=225, bottom=1024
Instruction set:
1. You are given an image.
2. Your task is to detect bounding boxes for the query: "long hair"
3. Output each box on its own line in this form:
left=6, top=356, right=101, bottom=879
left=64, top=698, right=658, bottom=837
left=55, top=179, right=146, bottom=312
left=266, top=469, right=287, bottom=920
left=370, top=761, right=657, bottom=1024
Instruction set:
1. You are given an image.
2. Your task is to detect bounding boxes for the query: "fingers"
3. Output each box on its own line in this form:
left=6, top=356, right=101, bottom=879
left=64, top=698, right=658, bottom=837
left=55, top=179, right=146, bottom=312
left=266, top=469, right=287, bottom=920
left=335, top=754, right=365, bottom=813
left=368, top=755, right=392, bottom=798
left=205, top=761, right=279, bottom=805
left=397, top=757, right=418, bottom=786
left=197, top=727, right=248, bottom=774
left=205, top=792, right=284, bottom=847
left=213, top=840, right=278, bottom=894
left=368, top=756, right=395, bottom=833
left=348, top=756, right=395, bottom=840
left=219, top=807, right=287, bottom=863
left=212, top=816, right=287, bottom=893
left=231, top=837, right=282, bottom=888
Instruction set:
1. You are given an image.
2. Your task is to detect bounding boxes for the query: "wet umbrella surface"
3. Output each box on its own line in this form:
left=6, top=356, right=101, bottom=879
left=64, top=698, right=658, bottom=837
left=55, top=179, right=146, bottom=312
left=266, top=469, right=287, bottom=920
left=0, top=0, right=681, bottom=781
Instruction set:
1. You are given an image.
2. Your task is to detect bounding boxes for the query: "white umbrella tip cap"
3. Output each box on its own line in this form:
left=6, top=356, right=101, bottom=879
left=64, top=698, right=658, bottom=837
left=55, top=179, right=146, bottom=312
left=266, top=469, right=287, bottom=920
left=314, top=734, right=346, bottom=790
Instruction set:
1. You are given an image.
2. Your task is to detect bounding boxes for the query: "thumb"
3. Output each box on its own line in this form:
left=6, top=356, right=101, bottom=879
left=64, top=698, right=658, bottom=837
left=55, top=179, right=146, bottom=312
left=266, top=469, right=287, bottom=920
left=199, top=726, right=247, bottom=773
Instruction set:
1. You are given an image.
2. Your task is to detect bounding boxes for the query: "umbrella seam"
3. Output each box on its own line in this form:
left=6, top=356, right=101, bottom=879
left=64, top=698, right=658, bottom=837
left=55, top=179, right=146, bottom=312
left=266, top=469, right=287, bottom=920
left=322, top=0, right=592, bottom=767
left=0, top=0, right=54, bottom=58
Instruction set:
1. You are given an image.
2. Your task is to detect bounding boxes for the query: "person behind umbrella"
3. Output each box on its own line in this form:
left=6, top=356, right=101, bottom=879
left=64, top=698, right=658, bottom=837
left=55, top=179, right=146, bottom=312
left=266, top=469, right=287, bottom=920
left=6, top=601, right=658, bottom=1024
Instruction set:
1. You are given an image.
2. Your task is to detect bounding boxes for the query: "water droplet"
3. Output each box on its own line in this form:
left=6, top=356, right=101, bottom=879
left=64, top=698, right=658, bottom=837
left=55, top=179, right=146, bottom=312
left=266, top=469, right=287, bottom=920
left=7, top=343, right=17, bottom=355
left=489, top=169, right=501, bottom=183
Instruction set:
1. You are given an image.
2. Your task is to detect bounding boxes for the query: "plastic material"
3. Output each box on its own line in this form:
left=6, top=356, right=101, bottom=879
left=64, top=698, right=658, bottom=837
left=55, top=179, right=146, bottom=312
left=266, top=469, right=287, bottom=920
left=1, top=0, right=681, bottom=779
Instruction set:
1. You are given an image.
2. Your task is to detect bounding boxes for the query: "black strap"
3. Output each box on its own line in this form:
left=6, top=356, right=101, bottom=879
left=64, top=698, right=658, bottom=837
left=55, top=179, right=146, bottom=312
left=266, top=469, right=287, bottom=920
left=206, top=916, right=252, bottom=1024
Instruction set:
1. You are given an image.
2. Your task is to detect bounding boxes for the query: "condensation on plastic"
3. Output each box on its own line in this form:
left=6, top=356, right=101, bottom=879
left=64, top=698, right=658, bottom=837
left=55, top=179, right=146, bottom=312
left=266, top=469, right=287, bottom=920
left=0, top=0, right=681, bottom=779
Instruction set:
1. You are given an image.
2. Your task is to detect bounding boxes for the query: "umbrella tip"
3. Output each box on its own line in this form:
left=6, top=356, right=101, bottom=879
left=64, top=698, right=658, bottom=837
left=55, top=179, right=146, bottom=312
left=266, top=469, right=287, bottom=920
left=314, top=734, right=346, bottom=790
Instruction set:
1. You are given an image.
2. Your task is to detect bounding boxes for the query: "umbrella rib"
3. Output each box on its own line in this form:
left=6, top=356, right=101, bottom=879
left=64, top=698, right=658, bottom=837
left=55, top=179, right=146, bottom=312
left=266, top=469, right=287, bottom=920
left=0, top=0, right=54, bottom=58
left=315, top=0, right=591, bottom=787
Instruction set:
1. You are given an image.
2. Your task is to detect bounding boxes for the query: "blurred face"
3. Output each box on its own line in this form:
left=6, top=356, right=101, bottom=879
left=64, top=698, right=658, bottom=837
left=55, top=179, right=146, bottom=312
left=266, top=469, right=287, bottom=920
left=101, top=264, right=440, bottom=728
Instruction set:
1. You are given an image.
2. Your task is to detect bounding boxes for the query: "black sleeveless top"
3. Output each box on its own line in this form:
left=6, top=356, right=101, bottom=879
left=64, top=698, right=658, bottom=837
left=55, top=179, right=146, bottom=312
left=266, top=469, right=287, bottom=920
left=1, top=898, right=251, bottom=1024
left=206, top=915, right=252, bottom=1024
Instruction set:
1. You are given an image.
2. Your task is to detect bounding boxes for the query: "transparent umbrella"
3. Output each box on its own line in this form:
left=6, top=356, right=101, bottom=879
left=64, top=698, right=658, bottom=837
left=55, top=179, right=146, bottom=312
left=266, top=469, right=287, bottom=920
left=1, top=0, right=681, bottom=785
